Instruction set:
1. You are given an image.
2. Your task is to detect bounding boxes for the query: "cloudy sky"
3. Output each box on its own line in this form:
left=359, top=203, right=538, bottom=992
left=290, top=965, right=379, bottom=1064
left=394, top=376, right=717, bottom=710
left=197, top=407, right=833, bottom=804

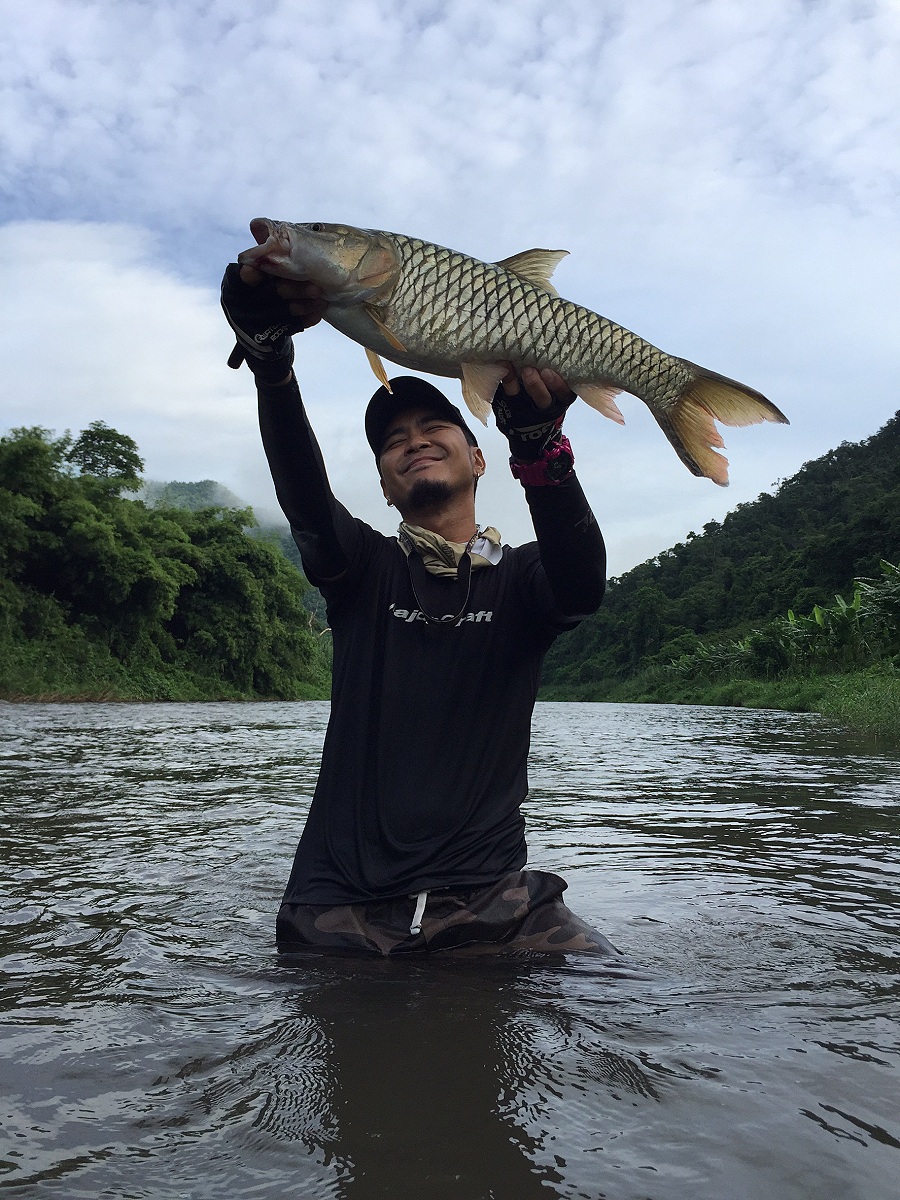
left=2, top=0, right=898, bottom=574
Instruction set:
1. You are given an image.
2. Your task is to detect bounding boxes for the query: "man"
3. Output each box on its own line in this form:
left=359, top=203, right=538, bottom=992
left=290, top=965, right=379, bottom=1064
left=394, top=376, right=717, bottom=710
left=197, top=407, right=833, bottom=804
left=222, top=263, right=618, bottom=956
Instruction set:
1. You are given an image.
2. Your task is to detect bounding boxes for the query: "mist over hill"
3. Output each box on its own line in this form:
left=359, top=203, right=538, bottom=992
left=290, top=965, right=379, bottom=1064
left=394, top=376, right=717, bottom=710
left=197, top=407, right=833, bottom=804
left=140, top=479, right=246, bottom=511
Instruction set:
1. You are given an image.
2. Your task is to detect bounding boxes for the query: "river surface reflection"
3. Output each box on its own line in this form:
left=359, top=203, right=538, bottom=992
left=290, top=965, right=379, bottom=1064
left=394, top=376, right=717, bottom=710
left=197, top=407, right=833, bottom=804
left=1, top=701, right=898, bottom=1199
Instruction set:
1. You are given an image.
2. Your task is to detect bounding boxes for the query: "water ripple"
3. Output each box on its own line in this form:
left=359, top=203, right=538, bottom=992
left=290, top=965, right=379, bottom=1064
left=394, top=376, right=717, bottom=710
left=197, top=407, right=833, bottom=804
left=1, top=701, right=899, bottom=1199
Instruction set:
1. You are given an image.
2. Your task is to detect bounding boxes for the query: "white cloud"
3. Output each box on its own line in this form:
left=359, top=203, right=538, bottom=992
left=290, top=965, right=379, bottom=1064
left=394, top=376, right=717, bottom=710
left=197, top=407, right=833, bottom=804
left=4, top=0, right=899, bottom=239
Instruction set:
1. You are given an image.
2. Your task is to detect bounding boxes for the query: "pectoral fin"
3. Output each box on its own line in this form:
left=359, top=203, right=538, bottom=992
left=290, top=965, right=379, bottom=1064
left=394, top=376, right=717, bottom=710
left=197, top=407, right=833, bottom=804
left=495, top=249, right=569, bottom=296
left=573, top=382, right=626, bottom=425
left=363, top=304, right=407, bottom=352
left=365, top=348, right=392, bottom=393
left=460, top=362, right=507, bottom=424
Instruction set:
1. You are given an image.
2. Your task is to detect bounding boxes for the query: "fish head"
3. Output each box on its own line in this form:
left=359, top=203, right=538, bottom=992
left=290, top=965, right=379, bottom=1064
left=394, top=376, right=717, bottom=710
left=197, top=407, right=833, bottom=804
left=238, top=219, right=400, bottom=303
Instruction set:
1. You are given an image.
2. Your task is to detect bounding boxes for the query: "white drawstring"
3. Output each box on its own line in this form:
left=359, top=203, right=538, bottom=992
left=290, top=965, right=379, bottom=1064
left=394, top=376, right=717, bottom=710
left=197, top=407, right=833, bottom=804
left=409, top=890, right=428, bottom=935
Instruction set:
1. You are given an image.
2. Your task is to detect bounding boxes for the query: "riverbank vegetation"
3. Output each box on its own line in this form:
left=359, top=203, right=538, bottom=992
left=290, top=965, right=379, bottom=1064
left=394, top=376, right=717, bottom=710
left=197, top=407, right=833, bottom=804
left=5, top=408, right=898, bottom=737
left=0, top=424, right=329, bottom=701
left=593, top=564, right=900, bottom=742
left=542, top=410, right=900, bottom=741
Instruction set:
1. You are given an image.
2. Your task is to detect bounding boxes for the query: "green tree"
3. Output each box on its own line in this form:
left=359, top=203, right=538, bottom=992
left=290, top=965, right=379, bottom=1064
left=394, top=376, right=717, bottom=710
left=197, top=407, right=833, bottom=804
left=66, top=421, right=144, bottom=489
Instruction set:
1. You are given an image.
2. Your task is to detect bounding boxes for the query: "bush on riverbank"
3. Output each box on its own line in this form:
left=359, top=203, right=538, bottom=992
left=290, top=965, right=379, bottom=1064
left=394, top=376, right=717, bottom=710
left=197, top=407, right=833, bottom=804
left=0, top=622, right=327, bottom=702
left=665, top=561, right=900, bottom=682
left=0, top=425, right=330, bottom=701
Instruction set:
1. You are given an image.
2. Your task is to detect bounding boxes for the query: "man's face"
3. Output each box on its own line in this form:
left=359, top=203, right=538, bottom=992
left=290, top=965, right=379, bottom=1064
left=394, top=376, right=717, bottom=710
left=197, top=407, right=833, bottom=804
left=378, top=406, right=485, bottom=515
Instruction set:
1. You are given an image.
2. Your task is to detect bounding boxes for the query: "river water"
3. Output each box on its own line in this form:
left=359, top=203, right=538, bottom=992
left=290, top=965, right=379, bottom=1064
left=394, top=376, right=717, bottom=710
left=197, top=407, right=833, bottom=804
left=1, top=700, right=898, bottom=1200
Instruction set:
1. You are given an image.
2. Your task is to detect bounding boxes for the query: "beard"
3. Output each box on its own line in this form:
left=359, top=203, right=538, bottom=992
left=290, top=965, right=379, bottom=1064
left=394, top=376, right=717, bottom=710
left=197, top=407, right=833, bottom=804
left=404, top=477, right=456, bottom=514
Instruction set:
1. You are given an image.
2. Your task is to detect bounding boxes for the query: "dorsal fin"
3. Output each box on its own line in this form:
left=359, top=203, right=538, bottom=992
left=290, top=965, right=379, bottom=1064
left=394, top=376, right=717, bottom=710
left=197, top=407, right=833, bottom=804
left=494, top=249, right=568, bottom=296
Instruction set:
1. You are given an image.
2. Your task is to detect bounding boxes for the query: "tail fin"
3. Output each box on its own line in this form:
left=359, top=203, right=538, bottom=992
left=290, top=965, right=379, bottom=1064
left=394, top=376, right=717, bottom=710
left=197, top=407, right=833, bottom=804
left=655, top=366, right=789, bottom=487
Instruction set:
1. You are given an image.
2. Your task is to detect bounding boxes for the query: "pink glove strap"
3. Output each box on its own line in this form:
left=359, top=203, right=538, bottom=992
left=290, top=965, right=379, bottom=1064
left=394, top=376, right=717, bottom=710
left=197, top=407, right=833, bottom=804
left=509, top=434, right=574, bottom=486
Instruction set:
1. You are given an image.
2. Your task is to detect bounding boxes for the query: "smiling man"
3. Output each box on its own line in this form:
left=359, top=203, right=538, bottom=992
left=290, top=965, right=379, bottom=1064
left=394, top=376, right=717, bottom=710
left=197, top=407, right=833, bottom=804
left=221, top=264, right=618, bottom=956
left=375, top=402, right=485, bottom=536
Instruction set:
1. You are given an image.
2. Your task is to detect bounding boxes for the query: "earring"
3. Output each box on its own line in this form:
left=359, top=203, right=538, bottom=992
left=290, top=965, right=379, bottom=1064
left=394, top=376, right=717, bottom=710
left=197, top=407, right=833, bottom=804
left=386, top=499, right=394, bottom=507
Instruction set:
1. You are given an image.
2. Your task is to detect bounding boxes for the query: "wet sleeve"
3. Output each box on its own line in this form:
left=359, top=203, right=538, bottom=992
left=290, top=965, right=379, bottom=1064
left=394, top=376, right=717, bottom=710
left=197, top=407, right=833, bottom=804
left=256, top=376, right=360, bottom=584
left=523, top=475, right=606, bottom=620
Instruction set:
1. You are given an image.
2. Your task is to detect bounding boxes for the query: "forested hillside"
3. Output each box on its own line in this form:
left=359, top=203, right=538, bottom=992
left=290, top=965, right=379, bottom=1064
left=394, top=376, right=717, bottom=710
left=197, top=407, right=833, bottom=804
left=0, top=423, right=329, bottom=701
left=542, top=410, right=900, bottom=697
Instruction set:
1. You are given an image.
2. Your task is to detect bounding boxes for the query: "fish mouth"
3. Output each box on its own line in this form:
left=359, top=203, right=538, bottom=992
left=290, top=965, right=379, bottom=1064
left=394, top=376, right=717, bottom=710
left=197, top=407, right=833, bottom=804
left=250, top=217, right=276, bottom=245
left=237, top=218, right=295, bottom=274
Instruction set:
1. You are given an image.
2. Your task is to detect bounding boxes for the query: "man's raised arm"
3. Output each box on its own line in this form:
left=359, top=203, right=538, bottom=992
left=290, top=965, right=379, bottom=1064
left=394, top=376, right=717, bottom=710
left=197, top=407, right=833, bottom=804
left=220, top=265, right=356, bottom=584
left=493, top=367, right=606, bottom=620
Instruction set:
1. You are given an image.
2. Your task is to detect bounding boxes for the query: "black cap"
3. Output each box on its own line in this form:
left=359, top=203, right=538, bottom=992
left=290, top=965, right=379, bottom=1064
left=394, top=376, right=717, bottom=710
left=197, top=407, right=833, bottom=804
left=365, top=376, right=478, bottom=459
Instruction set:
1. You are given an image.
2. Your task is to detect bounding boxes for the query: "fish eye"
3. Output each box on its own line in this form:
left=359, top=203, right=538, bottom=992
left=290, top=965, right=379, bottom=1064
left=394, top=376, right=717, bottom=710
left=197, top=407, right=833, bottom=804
left=309, top=223, right=323, bottom=232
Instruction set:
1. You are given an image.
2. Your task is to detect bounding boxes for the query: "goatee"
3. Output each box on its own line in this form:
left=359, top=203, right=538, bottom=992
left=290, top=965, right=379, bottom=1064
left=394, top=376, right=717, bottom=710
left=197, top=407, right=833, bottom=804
left=405, top=478, right=455, bottom=514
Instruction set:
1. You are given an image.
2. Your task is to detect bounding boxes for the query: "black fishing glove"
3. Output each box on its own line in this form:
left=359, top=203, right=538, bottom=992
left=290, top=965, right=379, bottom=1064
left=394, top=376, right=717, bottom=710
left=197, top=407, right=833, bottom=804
left=491, top=375, right=576, bottom=461
left=221, top=263, right=305, bottom=384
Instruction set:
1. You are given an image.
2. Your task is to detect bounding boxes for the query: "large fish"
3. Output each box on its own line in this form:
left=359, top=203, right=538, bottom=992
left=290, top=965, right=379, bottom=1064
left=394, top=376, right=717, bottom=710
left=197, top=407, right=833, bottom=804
left=237, top=219, right=788, bottom=485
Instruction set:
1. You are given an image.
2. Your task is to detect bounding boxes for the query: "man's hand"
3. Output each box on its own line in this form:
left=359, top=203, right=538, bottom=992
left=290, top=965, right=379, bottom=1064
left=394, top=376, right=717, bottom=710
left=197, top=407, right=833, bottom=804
left=492, top=365, right=576, bottom=461
left=221, top=264, right=327, bottom=384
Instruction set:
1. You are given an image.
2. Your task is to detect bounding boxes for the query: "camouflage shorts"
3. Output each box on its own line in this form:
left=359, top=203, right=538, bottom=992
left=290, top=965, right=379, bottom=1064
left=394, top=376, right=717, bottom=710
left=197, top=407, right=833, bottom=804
left=275, top=870, right=620, bottom=957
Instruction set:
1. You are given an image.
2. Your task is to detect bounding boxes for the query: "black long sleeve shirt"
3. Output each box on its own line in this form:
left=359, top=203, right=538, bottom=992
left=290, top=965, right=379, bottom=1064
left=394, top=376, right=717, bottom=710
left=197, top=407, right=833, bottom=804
left=258, top=377, right=606, bottom=904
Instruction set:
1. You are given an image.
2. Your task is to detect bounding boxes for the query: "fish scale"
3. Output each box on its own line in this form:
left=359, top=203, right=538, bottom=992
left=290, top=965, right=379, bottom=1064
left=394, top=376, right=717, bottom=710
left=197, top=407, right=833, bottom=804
left=237, top=219, right=789, bottom=485
left=385, top=229, right=729, bottom=429
left=396, top=233, right=609, bottom=374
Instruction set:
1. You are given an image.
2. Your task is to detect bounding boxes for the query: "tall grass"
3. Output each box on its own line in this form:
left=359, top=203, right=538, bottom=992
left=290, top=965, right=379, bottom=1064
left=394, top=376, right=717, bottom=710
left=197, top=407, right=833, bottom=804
left=819, top=669, right=900, bottom=745
left=632, top=562, right=900, bottom=743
